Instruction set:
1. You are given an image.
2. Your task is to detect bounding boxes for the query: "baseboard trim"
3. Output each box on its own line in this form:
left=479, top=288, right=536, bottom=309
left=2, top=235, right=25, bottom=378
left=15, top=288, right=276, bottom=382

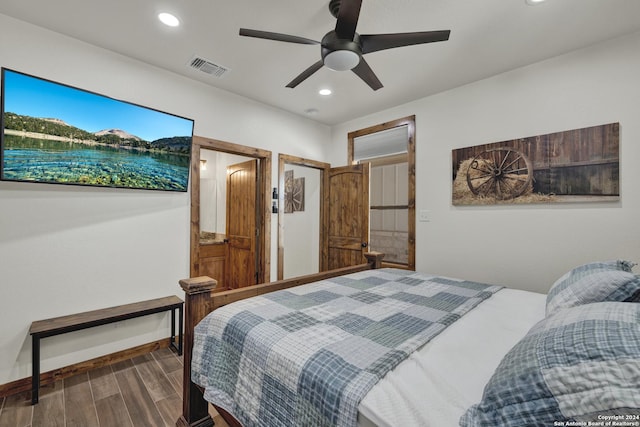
left=0, top=338, right=173, bottom=398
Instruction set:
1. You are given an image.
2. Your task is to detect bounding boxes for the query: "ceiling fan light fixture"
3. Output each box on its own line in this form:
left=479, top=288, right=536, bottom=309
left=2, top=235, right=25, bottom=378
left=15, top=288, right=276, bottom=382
left=324, top=50, right=360, bottom=71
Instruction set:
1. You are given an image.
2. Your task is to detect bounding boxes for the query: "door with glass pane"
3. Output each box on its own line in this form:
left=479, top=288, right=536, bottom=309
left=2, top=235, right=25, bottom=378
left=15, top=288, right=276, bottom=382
left=348, top=115, right=416, bottom=270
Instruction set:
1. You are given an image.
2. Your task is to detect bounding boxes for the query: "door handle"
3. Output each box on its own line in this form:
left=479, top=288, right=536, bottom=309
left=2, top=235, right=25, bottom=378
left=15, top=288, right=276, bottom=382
left=361, top=242, right=368, bottom=248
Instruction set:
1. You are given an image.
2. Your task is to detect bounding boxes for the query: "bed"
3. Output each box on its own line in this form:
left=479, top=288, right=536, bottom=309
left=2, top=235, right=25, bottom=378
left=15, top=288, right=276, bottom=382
left=176, top=252, right=640, bottom=427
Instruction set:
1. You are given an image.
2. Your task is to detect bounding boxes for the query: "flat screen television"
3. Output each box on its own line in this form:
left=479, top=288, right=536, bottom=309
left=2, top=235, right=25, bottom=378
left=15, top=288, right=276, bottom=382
left=1, top=68, right=194, bottom=192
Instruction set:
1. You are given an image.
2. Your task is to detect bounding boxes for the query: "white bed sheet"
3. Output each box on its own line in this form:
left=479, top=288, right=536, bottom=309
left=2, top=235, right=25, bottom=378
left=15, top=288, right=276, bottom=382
left=357, top=288, right=547, bottom=427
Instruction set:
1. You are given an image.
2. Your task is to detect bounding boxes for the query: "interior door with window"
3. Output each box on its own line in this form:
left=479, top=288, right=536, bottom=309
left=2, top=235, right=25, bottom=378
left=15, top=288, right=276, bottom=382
left=326, top=164, right=370, bottom=270
left=348, top=116, right=416, bottom=270
left=226, top=159, right=259, bottom=289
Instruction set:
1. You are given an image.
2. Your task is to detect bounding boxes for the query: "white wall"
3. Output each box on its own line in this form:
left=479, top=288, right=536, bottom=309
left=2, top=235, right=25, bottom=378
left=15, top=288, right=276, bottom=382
left=199, top=150, right=253, bottom=235
left=283, top=165, right=321, bottom=278
left=0, top=14, right=330, bottom=385
left=199, top=150, right=218, bottom=234
left=329, top=31, right=640, bottom=294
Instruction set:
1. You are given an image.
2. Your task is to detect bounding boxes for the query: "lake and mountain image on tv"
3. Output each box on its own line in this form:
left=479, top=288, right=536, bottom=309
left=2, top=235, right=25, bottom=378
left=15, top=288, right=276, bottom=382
left=1, top=68, right=194, bottom=191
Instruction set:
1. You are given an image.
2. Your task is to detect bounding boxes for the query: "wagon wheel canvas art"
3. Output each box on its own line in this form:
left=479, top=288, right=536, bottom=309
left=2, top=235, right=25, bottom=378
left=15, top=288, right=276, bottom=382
left=452, top=123, right=619, bottom=205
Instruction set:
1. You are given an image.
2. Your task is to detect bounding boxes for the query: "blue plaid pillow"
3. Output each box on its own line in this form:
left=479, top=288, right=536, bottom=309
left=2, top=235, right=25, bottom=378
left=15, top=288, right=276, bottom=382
left=460, top=301, right=640, bottom=427
left=545, top=260, right=639, bottom=315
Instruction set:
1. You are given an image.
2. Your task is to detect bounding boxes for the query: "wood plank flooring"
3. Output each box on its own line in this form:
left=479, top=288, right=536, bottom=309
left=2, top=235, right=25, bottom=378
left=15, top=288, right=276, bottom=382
left=0, top=348, right=229, bottom=427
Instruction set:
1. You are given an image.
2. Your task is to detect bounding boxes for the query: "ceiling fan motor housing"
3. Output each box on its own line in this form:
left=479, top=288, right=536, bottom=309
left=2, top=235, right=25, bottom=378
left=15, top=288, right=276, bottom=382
left=321, top=31, right=362, bottom=70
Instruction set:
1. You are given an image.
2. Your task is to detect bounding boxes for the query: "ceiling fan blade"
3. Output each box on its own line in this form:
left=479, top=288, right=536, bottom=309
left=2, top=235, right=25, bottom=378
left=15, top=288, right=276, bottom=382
left=239, top=28, right=319, bottom=45
left=335, top=0, right=363, bottom=40
left=286, top=60, right=324, bottom=88
left=360, top=30, right=450, bottom=54
left=352, top=58, right=383, bottom=91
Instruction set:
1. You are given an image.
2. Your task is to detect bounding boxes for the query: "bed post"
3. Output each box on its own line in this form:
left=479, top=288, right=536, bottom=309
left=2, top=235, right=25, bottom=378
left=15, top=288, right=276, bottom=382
left=176, top=276, right=217, bottom=427
left=364, top=251, right=384, bottom=269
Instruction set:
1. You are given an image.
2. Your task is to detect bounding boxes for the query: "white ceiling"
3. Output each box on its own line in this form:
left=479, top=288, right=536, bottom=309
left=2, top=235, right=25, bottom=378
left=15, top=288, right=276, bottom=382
left=1, top=0, right=640, bottom=125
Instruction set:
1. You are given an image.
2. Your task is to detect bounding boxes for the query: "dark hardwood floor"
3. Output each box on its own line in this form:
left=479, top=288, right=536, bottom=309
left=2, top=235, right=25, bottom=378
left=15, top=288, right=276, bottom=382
left=0, top=348, right=229, bottom=427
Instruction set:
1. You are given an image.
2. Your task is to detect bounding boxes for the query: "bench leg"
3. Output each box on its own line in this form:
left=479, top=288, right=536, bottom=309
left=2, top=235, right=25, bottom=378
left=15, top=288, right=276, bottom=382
left=31, top=335, right=40, bottom=405
left=178, top=304, right=183, bottom=356
left=170, top=308, right=177, bottom=353
left=170, top=305, right=184, bottom=356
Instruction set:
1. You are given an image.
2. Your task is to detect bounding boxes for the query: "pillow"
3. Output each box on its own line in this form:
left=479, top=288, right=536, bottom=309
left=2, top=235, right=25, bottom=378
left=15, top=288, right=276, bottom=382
left=545, top=260, right=640, bottom=315
left=459, top=302, right=640, bottom=427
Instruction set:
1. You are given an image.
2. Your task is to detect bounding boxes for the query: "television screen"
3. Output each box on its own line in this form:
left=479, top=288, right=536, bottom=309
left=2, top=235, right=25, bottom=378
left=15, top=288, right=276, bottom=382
left=1, top=68, right=194, bottom=192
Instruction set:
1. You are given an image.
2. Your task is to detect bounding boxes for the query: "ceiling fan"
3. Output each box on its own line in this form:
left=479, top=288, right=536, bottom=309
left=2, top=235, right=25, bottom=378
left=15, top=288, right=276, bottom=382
left=239, top=0, right=450, bottom=90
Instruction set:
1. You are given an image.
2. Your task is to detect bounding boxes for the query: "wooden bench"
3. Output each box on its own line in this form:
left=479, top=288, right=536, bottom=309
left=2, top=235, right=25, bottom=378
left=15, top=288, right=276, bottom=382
left=29, top=295, right=183, bottom=404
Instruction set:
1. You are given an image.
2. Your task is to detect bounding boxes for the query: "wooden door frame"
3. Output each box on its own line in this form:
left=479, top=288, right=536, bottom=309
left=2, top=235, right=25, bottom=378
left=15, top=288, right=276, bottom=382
left=347, top=115, right=416, bottom=270
left=190, top=135, right=272, bottom=284
left=277, top=154, right=330, bottom=280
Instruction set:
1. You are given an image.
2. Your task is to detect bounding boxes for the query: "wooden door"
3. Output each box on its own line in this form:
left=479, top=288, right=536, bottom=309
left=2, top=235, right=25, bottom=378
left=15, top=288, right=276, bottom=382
left=198, top=243, right=226, bottom=289
left=226, top=159, right=259, bottom=289
left=326, top=164, right=370, bottom=269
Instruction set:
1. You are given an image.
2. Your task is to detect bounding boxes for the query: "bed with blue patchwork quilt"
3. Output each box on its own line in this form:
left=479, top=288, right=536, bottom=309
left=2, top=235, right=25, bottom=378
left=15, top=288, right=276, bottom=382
left=184, top=260, right=640, bottom=427
left=191, top=268, right=501, bottom=427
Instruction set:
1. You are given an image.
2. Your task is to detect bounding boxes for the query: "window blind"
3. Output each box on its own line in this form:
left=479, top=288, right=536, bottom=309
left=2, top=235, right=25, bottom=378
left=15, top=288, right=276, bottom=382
left=353, top=125, right=408, bottom=161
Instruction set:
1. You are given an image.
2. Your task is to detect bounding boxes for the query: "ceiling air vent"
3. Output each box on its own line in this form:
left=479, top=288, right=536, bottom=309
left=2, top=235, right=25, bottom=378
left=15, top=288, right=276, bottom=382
left=188, top=56, right=229, bottom=78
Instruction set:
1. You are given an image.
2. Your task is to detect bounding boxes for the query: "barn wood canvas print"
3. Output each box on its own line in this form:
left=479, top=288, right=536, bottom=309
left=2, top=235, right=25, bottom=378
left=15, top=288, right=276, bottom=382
left=1, top=68, right=194, bottom=192
left=451, top=123, right=619, bottom=205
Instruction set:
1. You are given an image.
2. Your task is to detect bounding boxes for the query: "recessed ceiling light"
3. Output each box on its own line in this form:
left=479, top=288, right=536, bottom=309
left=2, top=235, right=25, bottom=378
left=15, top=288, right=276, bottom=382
left=525, top=0, right=546, bottom=5
left=158, top=12, right=180, bottom=27
left=319, top=89, right=332, bottom=96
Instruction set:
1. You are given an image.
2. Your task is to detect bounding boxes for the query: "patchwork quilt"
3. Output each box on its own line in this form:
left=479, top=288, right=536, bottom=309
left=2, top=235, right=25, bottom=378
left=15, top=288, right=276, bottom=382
left=192, top=268, right=502, bottom=427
